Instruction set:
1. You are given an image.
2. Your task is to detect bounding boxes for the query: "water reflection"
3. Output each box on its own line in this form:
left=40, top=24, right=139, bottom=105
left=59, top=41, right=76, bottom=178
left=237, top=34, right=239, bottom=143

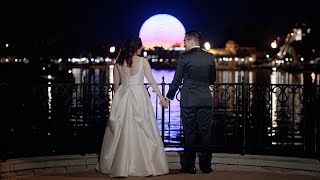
left=271, top=71, right=278, bottom=137
left=71, top=67, right=319, bottom=85
left=48, top=82, right=52, bottom=119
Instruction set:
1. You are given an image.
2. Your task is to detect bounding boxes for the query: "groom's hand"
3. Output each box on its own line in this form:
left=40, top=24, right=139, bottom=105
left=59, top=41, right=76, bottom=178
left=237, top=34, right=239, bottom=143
left=160, top=98, right=169, bottom=108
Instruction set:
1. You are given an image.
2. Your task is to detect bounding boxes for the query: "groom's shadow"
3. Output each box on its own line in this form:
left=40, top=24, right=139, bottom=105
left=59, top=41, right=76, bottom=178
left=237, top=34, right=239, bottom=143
left=165, top=152, right=184, bottom=175
left=173, top=145, right=207, bottom=174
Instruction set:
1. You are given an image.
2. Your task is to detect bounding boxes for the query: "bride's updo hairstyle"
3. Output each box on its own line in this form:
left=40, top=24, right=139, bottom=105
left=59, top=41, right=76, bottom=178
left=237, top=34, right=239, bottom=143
left=117, top=35, right=142, bottom=68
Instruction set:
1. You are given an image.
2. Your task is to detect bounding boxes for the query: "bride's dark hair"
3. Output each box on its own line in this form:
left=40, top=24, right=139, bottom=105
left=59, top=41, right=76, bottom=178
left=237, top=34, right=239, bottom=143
left=117, top=35, right=142, bottom=67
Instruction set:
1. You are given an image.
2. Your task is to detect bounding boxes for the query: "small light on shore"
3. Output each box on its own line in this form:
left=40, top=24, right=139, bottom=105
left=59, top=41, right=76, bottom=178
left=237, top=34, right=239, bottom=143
left=271, top=40, right=277, bottom=49
left=204, top=42, right=211, bottom=50
left=110, top=46, right=115, bottom=53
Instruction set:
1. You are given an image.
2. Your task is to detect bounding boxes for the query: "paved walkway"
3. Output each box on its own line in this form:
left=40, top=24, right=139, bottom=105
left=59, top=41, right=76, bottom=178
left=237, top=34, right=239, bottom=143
left=2, top=153, right=320, bottom=179
left=18, top=166, right=320, bottom=180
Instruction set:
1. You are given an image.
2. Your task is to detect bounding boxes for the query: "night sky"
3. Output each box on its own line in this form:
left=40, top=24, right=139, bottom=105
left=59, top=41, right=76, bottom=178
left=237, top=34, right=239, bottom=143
left=1, top=0, right=318, bottom=56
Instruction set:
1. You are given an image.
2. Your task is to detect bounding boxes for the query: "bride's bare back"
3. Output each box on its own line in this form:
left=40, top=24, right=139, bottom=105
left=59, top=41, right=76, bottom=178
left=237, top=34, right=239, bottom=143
left=114, top=55, right=164, bottom=100
left=120, top=56, right=141, bottom=76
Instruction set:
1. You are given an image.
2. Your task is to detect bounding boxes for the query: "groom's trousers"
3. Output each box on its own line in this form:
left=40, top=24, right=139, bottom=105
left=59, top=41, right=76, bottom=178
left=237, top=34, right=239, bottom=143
left=181, top=106, right=213, bottom=170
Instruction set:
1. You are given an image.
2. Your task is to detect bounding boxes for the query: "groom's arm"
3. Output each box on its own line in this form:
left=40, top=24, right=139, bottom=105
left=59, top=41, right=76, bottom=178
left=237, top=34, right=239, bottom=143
left=166, top=55, right=186, bottom=100
left=209, top=54, right=216, bottom=85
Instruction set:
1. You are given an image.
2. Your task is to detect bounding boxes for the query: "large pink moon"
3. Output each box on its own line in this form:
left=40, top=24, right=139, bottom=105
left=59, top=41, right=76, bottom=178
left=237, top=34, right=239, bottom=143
left=139, top=14, right=186, bottom=50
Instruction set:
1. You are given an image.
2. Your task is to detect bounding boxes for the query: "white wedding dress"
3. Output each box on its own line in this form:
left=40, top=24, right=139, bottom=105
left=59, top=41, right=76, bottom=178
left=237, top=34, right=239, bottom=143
left=96, top=57, right=169, bottom=177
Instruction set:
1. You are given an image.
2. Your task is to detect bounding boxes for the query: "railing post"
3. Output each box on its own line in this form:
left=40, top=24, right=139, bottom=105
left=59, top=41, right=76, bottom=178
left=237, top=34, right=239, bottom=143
left=241, top=76, right=246, bottom=155
left=313, top=84, right=319, bottom=155
left=80, top=74, right=87, bottom=156
left=0, top=82, right=8, bottom=162
left=161, top=76, right=165, bottom=141
left=82, top=74, right=86, bottom=84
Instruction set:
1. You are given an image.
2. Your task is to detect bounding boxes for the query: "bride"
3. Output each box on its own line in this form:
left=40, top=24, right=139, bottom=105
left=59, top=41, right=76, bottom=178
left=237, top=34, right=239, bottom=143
left=96, top=35, right=169, bottom=177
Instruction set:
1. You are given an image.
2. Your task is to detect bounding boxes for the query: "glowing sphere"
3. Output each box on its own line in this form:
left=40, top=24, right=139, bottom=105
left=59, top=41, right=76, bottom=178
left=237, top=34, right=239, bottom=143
left=139, top=14, right=186, bottom=50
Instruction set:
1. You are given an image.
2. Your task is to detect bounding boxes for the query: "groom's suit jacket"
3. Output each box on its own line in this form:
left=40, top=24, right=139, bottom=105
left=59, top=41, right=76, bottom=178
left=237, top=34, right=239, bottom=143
left=166, top=47, right=216, bottom=107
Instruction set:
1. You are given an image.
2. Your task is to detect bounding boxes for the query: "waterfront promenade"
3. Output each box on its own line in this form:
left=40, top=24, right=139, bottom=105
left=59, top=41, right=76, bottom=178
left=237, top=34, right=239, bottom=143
left=16, top=168, right=320, bottom=180
left=2, top=152, right=320, bottom=180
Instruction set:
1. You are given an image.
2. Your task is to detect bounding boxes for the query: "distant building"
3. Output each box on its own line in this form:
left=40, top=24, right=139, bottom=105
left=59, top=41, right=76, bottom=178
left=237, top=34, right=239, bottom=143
left=143, top=40, right=257, bottom=70
left=208, top=40, right=256, bottom=70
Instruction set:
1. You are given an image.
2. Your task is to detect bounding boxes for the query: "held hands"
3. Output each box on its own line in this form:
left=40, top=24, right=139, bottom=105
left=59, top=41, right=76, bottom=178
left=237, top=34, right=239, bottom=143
left=160, top=98, right=169, bottom=108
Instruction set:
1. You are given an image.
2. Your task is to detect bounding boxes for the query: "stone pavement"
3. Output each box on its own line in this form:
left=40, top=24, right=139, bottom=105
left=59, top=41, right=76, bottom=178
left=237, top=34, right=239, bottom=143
left=2, top=152, right=320, bottom=180
left=18, top=167, right=320, bottom=180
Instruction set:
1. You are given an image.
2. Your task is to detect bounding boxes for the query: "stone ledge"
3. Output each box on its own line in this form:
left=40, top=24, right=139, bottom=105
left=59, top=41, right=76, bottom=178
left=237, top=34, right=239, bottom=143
left=1, top=152, right=319, bottom=179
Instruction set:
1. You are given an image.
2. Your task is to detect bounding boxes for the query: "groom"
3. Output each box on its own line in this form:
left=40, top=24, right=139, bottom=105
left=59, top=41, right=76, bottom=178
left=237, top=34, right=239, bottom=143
left=162, top=30, right=216, bottom=174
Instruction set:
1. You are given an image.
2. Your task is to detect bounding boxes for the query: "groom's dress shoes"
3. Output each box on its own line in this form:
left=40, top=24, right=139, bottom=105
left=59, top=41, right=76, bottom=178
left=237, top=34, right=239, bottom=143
left=201, top=167, right=213, bottom=174
left=180, top=167, right=196, bottom=174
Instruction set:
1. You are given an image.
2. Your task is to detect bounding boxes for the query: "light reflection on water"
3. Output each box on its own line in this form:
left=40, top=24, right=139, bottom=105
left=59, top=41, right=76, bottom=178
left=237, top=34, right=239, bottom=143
left=71, top=67, right=319, bottom=85
left=70, top=67, right=319, bottom=145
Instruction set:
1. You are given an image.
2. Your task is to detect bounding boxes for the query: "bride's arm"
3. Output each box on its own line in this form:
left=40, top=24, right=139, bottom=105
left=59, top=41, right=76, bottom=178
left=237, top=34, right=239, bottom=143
left=113, top=64, right=120, bottom=93
left=143, top=58, right=164, bottom=100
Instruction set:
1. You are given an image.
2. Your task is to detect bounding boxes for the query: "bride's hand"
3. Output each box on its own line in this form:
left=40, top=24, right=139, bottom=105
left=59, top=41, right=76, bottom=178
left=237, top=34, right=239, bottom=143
left=159, top=98, right=169, bottom=108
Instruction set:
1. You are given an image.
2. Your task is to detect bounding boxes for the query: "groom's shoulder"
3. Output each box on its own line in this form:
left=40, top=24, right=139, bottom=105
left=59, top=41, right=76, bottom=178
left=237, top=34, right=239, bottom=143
left=182, top=48, right=210, bottom=56
left=181, top=50, right=193, bottom=56
left=203, top=50, right=215, bottom=58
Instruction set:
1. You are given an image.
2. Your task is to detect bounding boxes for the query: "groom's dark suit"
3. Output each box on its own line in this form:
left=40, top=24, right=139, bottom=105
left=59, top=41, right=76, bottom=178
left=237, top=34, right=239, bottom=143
left=166, top=47, right=216, bottom=172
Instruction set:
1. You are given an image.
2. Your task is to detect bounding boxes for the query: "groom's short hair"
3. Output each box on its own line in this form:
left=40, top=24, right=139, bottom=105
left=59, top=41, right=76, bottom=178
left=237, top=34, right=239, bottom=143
left=185, top=30, right=201, bottom=43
